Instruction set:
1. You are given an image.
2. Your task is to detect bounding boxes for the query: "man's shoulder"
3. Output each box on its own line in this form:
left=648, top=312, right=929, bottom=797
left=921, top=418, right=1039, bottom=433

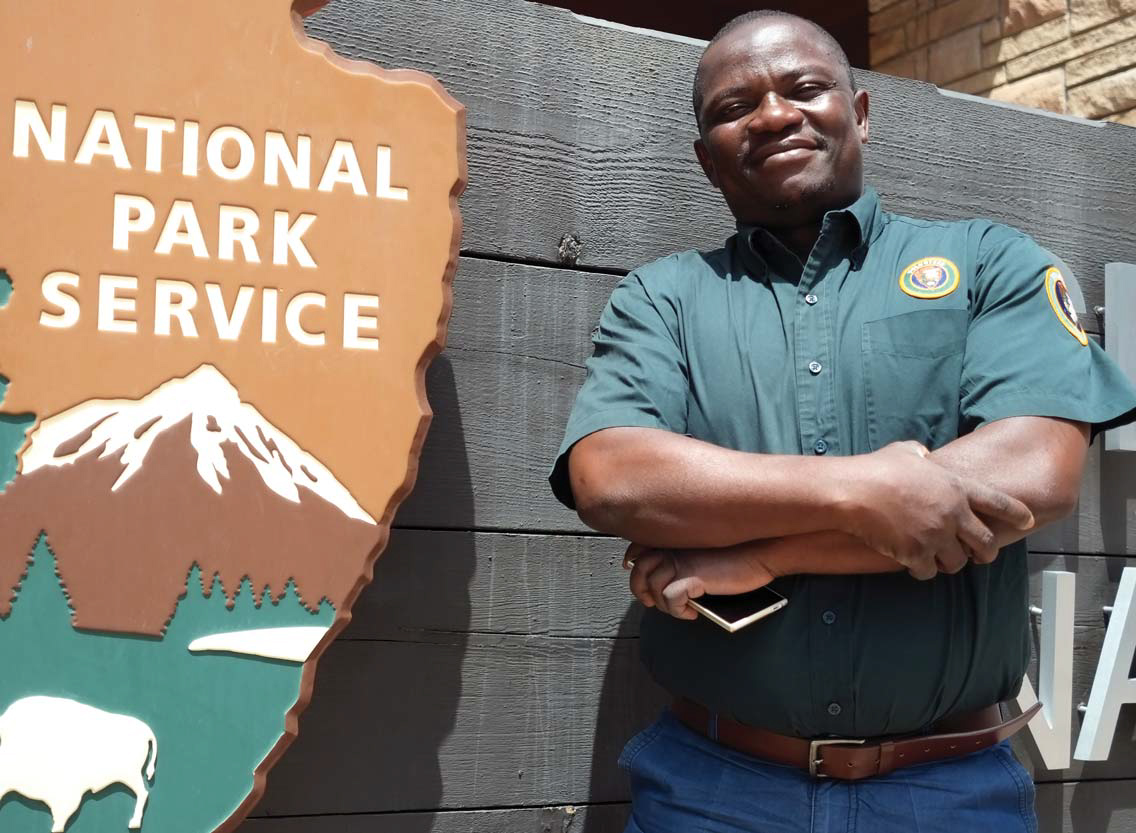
left=626, top=244, right=735, bottom=295
left=632, top=245, right=732, bottom=278
left=880, top=209, right=1037, bottom=252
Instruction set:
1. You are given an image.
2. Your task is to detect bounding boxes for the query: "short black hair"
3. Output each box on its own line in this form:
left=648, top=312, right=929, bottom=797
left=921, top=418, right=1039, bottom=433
left=692, top=10, right=857, bottom=128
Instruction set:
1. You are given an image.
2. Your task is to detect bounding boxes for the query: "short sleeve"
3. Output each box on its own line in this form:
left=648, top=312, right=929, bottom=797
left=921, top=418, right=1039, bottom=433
left=548, top=269, right=689, bottom=509
left=961, top=225, right=1136, bottom=438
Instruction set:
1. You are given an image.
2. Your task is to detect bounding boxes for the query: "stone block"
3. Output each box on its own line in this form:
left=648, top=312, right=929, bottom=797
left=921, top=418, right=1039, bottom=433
left=1066, top=36, right=1136, bottom=85
left=984, top=16, right=1069, bottom=63
left=947, top=65, right=1009, bottom=94
left=1005, top=38, right=1074, bottom=80
left=981, top=18, right=1002, bottom=42
left=1068, top=65, right=1136, bottom=116
left=1003, top=0, right=1067, bottom=36
left=869, top=0, right=907, bottom=12
left=1069, top=12, right=1136, bottom=54
left=905, top=15, right=931, bottom=48
left=913, top=46, right=930, bottom=78
left=929, top=0, right=997, bottom=39
left=871, top=26, right=909, bottom=64
left=929, top=23, right=984, bottom=83
left=988, top=67, right=1067, bottom=112
left=870, top=0, right=917, bottom=33
left=1070, top=0, right=1136, bottom=33
left=1109, top=107, right=1136, bottom=126
left=875, top=51, right=919, bottom=80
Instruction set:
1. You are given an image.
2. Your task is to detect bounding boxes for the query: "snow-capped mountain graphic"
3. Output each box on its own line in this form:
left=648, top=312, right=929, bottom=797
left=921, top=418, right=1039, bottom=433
left=21, top=364, right=376, bottom=525
left=0, top=365, right=383, bottom=636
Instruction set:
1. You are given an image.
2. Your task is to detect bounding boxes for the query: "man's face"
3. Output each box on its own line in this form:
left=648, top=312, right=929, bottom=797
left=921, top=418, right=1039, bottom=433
left=694, top=19, right=869, bottom=229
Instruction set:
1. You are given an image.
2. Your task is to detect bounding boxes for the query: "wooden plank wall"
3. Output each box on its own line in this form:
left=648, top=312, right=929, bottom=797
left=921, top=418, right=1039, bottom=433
left=239, top=1, right=1136, bottom=831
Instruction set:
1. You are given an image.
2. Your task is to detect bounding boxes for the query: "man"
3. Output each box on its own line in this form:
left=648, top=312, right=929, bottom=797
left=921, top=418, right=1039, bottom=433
left=549, top=10, right=1136, bottom=833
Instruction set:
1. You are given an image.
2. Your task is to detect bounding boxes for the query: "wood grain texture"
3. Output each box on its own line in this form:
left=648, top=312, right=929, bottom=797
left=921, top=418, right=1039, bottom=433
left=243, top=804, right=627, bottom=833
left=257, top=634, right=667, bottom=814
left=345, top=529, right=636, bottom=641
left=395, top=257, right=1136, bottom=555
left=302, top=0, right=1136, bottom=327
left=232, top=531, right=1136, bottom=817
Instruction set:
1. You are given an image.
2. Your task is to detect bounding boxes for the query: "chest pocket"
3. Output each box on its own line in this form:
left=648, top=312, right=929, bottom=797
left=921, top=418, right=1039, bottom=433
left=862, top=308, right=969, bottom=451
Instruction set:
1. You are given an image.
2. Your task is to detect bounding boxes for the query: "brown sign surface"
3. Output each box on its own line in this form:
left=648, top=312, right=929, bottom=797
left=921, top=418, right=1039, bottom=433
left=0, top=1, right=464, bottom=831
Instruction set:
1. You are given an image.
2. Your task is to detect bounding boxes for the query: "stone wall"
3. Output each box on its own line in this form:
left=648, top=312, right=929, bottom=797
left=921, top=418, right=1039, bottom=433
left=869, top=0, right=1136, bottom=124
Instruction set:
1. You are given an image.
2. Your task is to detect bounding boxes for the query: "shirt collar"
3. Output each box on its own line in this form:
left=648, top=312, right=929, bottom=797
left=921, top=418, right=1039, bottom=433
left=736, top=186, right=882, bottom=277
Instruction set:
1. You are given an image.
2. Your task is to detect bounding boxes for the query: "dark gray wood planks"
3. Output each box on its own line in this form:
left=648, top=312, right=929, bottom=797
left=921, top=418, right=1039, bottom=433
left=244, top=804, right=627, bottom=833
left=256, top=635, right=667, bottom=814
left=238, top=529, right=1136, bottom=817
left=304, top=0, right=1136, bottom=325
left=345, top=530, right=637, bottom=641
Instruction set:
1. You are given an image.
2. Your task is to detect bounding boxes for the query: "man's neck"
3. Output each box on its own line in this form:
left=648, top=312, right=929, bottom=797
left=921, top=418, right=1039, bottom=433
left=769, top=223, right=823, bottom=264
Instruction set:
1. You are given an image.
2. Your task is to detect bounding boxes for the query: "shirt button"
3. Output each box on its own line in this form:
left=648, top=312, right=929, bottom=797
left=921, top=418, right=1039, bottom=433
left=822, top=610, right=837, bottom=625
left=813, top=439, right=828, bottom=455
left=827, top=702, right=842, bottom=716
left=805, top=293, right=818, bottom=305
left=808, top=361, right=823, bottom=375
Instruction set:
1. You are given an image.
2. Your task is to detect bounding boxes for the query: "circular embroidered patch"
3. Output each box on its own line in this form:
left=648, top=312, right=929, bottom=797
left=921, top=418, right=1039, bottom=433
left=1045, top=266, right=1089, bottom=346
left=898, top=257, right=960, bottom=299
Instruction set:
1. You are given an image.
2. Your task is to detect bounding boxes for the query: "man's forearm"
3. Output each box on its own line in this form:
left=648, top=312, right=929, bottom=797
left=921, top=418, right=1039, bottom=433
left=758, top=530, right=902, bottom=577
left=570, top=423, right=1037, bottom=570
left=929, top=416, right=1087, bottom=535
left=751, top=417, right=1089, bottom=578
left=569, top=427, right=853, bottom=548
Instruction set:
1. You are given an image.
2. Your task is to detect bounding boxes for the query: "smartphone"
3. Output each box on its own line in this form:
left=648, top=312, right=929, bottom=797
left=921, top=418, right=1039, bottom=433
left=688, top=586, right=788, bottom=633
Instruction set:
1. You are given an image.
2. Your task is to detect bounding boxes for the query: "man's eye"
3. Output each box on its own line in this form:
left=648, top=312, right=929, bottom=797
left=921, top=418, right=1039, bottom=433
left=718, top=103, right=749, bottom=120
left=793, top=84, right=828, bottom=100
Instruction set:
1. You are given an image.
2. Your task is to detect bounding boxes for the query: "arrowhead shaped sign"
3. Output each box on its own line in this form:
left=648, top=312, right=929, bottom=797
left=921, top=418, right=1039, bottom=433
left=0, top=1, right=465, bottom=830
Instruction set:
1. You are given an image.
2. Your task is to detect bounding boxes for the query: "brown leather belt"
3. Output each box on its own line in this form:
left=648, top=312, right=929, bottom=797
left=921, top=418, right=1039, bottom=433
left=671, top=697, right=1041, bottom=780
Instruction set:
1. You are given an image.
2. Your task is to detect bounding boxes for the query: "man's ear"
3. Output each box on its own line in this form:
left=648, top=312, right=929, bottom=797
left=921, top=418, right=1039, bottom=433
left=854, top=89, right=870, bottom=145
left=694, top=138, right=720, bottom=189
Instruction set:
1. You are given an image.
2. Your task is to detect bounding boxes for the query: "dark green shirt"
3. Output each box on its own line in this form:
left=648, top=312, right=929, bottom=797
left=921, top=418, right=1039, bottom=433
left=550, top=187, right=1136, bottom=738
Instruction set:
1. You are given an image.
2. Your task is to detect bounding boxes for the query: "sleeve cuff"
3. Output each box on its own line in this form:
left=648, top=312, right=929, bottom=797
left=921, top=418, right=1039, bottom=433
left=966, top=391, right=1136, bottom=440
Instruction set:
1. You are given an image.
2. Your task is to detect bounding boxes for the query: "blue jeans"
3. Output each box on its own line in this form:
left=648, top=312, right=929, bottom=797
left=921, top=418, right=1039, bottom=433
left=619, top=711, right=1038, bottom=833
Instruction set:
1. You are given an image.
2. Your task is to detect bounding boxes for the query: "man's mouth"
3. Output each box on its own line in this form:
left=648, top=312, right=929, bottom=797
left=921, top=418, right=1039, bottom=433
left=750, top=138, right=821, bottom=163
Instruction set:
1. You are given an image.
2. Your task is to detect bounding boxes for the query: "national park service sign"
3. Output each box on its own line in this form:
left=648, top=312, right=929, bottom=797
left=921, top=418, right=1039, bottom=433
left=0, top=1, right=465, bottom=831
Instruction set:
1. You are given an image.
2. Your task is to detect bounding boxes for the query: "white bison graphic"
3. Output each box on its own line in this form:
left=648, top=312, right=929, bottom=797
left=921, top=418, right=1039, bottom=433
left=0, top=696, right=157, bottom=831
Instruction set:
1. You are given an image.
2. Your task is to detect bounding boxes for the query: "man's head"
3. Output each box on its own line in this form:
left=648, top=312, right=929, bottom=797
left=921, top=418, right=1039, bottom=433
left=692, top=11, right=870, bottom=229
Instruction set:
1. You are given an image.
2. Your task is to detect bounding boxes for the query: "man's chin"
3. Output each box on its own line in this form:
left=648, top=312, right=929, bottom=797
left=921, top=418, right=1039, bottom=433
left=748, top=177, right=849, bottom=221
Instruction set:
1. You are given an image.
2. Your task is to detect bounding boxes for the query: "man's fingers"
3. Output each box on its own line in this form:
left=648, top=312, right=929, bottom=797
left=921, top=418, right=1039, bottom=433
left=935, top=539, right=968, bottom=575
left=628, top=550, right=666, bottom=606
left=622, top=541, right=646, bottom=570
left=661, top=576, right=704, bottom=620
left=965, top=480, right=1034, bottom=530
left=906, top=555, right=939, bottom=581
left=644, top=554, right=678, bottom=609
left=956, top=510, right=999, bottom=563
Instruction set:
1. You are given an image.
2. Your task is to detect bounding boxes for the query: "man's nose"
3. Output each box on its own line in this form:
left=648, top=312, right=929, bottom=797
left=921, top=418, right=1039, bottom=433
left=746, top=92, right=804, bottom=134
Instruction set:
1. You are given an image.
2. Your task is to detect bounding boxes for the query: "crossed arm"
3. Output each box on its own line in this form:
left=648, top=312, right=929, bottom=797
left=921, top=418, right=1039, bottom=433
left=568, top=416, right=1090, bottom=619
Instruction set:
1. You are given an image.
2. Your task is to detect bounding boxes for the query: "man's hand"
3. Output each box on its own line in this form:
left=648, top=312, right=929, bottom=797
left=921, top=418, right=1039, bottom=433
left=834, top=441, right=1034, bottom=579
left=624, top=541, right=776, bottom=620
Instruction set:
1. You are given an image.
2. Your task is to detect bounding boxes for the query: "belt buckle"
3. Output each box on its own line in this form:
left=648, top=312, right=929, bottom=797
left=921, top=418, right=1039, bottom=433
left=808, top=737, right=866, bottom=778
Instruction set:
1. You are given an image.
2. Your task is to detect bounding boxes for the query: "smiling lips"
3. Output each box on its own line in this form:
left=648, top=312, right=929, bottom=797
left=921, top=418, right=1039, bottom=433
left=750, top=137, right=820, bottom=163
